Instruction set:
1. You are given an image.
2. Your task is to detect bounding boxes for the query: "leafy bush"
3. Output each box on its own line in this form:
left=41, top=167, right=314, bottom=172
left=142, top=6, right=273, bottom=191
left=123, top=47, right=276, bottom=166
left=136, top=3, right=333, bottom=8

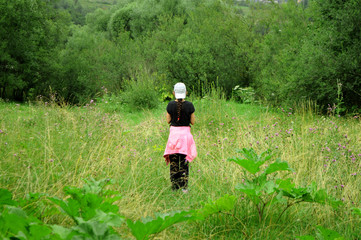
left=228, top=148, right=343, bottom=222
left=232, top=86, right=256, bottom=104
left=121, top=74, right=160, bottom=110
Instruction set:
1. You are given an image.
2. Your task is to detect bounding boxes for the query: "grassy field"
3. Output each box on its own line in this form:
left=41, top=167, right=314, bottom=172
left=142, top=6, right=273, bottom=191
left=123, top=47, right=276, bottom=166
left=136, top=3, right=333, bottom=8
left=1, top=96, right=361, bottom=239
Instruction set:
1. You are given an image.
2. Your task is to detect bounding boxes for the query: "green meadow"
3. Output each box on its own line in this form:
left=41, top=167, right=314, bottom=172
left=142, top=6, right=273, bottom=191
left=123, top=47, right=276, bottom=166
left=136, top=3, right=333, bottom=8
left=1, top=96, right=361, bottom=239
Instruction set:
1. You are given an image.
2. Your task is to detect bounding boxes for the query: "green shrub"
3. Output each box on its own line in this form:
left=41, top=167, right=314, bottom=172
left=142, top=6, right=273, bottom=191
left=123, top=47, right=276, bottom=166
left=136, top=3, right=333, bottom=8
left=121, top=74, right=160, bottom=110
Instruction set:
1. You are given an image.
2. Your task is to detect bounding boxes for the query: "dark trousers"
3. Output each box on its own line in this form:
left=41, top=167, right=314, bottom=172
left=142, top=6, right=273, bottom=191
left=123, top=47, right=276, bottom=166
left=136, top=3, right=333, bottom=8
left=169, top=154, right=189, bottom=190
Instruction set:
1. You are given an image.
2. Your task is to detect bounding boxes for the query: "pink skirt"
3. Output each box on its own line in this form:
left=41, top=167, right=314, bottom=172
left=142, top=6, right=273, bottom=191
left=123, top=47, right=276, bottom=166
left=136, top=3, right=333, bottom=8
left=163, top=126, right=197, bottom=162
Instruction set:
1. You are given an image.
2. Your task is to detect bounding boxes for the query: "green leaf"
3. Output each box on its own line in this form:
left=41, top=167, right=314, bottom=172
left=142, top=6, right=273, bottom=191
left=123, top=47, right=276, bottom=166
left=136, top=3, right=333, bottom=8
left=29, top=224, right=52, bottom=239
left=74, top=219, right=109, bottom=237
left=229, top=148, right=273, bottom=174
left=51, top=225, right=75, bottom=239
left=127, top=210, right=194, bottom=240
left=0, top=189, right=17, bottom=207
left=295, top=236, right=315, bottom=240
left=235, top=182, right=257, bottom=196
left=264, top=159, right=293, bottom=175
left=352, top=207, right=361, bottom=218
left=48, top=197, right=81, bottom=221
left=228, top=157, right=265, bottom=174
left=90, top=210, right=124, bottom=227
left=316, top=226, right=344, bottom=240
left=195, top=195, right=237, bottom=220
left=276, top=178, right=295, bottom=192
left=263, top=180, right=277, bottom=194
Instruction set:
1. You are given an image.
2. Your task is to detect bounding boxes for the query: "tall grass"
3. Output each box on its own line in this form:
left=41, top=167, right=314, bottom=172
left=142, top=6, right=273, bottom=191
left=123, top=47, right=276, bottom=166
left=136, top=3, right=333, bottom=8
left=0, top=96, right=360, bottom=239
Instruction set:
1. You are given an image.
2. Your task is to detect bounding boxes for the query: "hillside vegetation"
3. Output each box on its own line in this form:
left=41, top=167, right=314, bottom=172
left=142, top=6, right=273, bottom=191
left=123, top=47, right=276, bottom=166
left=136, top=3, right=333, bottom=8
left=1, top=0, right=360, bottom=113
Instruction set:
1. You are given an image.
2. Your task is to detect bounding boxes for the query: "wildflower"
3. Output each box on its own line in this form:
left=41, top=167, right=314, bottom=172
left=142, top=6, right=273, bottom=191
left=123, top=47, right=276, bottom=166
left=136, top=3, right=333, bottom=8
left=275, top=133, right=279, bottom=136
left=256, top=141, right=260, bottom=144
left=334, top=186, right=338, bottom=189
left=340, top=184, right=345, bottom=188
left=49, top=159, right=54, bottom=162
left=275, top=146, right=279, bottom=149
left=220, top=123, right=224, bottom=126
left=351, top=173, right=357, bottom=176
left=197, top=169, right=201, bottom=172
left=232, top=117, right=236, bottom=119
left=0, top=129, right=2, bottom=133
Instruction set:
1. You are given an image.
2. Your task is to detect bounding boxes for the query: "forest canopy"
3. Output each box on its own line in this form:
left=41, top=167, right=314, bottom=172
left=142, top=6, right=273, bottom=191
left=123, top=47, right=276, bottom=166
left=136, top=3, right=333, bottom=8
left=0, top=0, right=360, bottom=112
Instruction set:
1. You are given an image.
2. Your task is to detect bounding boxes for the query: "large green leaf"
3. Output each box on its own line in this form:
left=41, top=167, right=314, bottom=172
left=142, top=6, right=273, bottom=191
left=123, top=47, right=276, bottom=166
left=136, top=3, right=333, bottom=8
left=264, top=159, right=293, bottom=175
left=295, top=236, right=315, bottom=240
left=127, top=210, right=194, bottom=240
left=276, top=178, right=295, bottom=192
left=229, top=148, right=273, bottom=174
left=0, top=189, right=17, bottom=207
left=29, top=224, right=52, bottom=239
left=352, top=207, right=361, bottom=218
left=228, top=157, right=265, bottom=174
left=316, top=226, right=344, bottom=240
left=49, top=197, right=81, bottom=221
left=51, top=225, right=75, bottom=239
left=195, top=195, right=237, bottom=220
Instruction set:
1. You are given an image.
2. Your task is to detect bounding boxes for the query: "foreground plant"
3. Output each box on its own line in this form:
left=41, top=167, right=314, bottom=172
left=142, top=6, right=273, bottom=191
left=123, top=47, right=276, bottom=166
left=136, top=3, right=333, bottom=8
left=0, top=179, right=237, bottom=240
left=296, top=226, right=345, bottom=240
left=228, top=148, right=343, bottom=222
left=127, top=194, right=237, bottom=240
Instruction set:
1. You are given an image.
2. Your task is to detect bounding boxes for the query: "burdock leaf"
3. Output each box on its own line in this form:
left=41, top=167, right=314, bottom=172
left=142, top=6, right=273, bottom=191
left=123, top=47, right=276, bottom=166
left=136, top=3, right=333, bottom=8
left=195, top=195, right=237, bottom=220
left=265, top=159, right=293, bottom=175
left=127, top=210, right=194, bottom=240
left=0, top=189, right=17, bottom=206
left=316, top=226, right=344, bottom=240
left=228, top=157, right=265, bottom=174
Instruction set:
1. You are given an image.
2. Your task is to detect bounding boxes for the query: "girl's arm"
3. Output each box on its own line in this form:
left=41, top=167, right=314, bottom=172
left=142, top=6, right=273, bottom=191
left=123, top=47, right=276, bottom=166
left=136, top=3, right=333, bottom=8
left=166, top=113, right=171, bottom=124
left=190, top=113, right=195, bottom=125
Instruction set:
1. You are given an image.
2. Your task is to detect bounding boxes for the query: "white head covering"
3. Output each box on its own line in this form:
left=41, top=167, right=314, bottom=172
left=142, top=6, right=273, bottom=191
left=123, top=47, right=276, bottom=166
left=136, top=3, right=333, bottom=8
left=174, top=82, right=186, bottom=99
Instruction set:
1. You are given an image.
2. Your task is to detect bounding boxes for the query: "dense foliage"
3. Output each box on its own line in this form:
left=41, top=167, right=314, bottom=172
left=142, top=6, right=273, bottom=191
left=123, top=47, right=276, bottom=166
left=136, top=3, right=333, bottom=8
left=0, top=0, right=360, bottom=111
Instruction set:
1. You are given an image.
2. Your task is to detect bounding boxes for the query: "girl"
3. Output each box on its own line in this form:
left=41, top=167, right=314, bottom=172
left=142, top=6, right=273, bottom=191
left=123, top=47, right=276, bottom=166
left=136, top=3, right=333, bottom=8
left=163, top=83, right=197, bottom=192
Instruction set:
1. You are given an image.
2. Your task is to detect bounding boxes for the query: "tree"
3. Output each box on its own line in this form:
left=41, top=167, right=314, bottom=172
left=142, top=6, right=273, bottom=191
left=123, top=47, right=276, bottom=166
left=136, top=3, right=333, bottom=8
left=0, top=0, right=70, bottom=101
